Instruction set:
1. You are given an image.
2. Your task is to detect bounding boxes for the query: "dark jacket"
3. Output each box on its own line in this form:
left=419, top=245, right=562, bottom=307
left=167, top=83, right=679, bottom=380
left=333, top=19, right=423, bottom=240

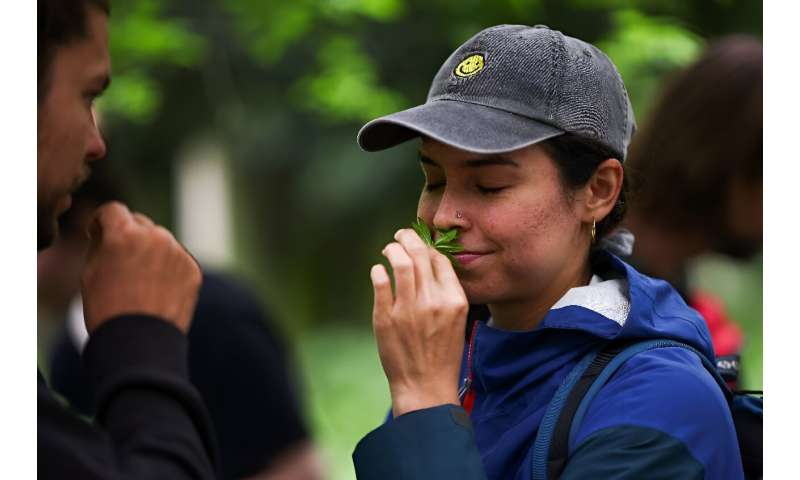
left=38, top=314, right=218, bottom=479
left=353, top=252, right=743, bottom=479
left=48, top=271, right=309, bottom=479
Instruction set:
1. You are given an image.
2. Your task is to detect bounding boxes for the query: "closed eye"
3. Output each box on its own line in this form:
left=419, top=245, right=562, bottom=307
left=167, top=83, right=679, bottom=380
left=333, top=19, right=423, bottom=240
left=477, top=185, right=507, bottom=194
left=425, top=182, right=445, bottom=192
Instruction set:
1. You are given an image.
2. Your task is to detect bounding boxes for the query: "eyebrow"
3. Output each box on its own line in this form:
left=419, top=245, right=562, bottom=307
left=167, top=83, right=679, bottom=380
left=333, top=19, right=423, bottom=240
left=418, top=153, right=519, bottom=168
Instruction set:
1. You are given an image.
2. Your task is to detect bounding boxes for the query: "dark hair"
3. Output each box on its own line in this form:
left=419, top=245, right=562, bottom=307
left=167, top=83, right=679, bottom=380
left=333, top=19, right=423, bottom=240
left=625, top=36, right=762, bottom=231
left=541, top=134, right=628, bottom=241
left=38, top=0, right=110, bottom=102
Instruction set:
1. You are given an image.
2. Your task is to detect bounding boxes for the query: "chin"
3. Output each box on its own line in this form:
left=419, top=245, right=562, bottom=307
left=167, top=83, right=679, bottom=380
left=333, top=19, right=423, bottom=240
left=461, top=282, right=501, bottom=306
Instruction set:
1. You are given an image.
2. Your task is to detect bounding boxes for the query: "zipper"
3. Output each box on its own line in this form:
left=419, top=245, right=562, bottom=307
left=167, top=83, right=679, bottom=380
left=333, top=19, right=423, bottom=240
left=458, top=321, right=481, bottom=414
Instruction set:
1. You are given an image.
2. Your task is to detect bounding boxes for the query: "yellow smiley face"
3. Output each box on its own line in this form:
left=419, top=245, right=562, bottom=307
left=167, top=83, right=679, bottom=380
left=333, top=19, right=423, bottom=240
left=454, top=54, right=485, bottom=77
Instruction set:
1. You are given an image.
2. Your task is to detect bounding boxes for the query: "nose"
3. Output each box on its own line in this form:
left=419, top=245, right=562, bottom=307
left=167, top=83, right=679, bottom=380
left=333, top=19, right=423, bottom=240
left=432, top=189, right=470, bottom=233
left=86, top=108, right=107, bottom=162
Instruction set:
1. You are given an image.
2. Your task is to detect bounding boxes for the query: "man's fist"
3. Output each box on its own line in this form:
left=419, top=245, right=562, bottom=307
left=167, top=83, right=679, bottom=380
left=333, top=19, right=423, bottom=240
left=81, top=202, right=202, bottom=334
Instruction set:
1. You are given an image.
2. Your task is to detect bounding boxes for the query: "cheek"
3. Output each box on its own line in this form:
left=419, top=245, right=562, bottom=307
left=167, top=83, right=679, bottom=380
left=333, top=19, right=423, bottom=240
left=37, top=115, right=62, bottom=191
left=496, top=193, right=578, bottom=265
left=38, top=102, right=86, bottom=180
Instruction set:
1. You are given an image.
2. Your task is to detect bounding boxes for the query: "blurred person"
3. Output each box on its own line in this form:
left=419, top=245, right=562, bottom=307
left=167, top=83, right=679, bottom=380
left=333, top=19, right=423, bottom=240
left=351, top=25, right=744, bottom=479
left=624, top=36, right=762, bottom=385
left=38, top=0, right=217, bottom=477
left=40, top=166, right=324, bottom=480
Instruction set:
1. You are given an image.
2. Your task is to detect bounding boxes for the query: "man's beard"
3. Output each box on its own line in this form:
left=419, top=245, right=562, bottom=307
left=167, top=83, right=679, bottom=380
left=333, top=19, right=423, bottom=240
left=39, top=168, right=91, bottom=251
left=38, top=204, right=58, bottom=251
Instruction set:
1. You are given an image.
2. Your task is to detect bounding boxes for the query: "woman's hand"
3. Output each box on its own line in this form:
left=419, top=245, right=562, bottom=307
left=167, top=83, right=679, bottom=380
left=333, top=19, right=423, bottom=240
left=371, top=228, right=469, bottom=417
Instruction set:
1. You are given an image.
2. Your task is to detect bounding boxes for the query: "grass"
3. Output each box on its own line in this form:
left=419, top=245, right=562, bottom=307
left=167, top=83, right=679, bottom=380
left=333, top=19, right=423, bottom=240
left=296, top=325, right=389, bottom=480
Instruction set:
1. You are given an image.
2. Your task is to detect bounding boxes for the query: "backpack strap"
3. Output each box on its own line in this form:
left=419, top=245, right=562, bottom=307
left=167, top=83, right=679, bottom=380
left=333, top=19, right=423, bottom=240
left=530, top=344, right=605, bottom=480
left=531, top=338, right=731, bottom=480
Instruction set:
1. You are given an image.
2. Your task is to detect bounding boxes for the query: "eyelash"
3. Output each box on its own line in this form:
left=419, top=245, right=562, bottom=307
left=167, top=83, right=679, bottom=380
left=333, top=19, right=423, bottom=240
left=477, top=186, right=507, bottom=195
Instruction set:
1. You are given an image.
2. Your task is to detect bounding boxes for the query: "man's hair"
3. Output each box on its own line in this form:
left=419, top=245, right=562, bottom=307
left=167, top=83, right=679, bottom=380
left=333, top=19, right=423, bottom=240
left=625, top=35, right=762, bottom=231
left=38, top=0, right=110, bottom=102
left=542, top=134, right=629, bottom=241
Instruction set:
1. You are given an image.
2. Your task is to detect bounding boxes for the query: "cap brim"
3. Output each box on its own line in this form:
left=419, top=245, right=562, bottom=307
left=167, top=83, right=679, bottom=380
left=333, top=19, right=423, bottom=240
left=357, top=100, right=564, bottom=154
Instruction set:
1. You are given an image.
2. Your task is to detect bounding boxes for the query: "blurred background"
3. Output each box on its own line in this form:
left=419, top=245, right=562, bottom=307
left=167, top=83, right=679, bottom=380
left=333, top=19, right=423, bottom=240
left=37, top=1, right=762, bottom=478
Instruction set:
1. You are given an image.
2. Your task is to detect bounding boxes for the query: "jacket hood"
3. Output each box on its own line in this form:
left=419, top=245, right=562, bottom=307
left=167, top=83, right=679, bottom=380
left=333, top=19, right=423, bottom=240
left=537, top=250, right=715, bottom=361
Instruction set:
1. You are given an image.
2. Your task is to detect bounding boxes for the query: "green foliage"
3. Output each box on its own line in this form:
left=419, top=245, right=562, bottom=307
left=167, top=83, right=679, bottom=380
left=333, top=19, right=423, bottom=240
left=96, top=72, right=161, bottom=123
left=223, top=0, right=315, bottom=64
left=598, top=9, right=702, bottom=118
left=291, top=36, right=406, bottom=122
left=318, top=0, right=406, bottom=22
left=412, top=217, right=464, bottom=263
left=101, top=0, right=206, bottom=122
left=109, top=0, right=205, bottom=68
left=224, top=0, right=404, bottom=66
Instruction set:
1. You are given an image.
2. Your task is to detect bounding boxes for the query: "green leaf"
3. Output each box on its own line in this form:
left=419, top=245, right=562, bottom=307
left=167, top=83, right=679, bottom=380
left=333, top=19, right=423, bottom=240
left=410, top=219, right=463, bottom=265
left=435, top=228, right=458, bottom=245
left=412, top=217, right=434, bottom=246
left=435, top=244, right=464, bottom=254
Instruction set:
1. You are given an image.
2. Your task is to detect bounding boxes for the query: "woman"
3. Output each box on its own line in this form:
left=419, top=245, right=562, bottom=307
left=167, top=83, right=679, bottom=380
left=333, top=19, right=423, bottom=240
left=352, top=25, right=743, bottom=479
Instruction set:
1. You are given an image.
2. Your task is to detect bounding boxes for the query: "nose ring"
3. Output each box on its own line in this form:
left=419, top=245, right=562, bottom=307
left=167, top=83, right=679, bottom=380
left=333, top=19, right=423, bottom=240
left=456, top=210, right=463, bottom=219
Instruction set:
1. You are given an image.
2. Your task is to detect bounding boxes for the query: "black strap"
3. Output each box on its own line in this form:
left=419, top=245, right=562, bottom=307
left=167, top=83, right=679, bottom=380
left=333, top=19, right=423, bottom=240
left=547, top=340, right=631, bottom=480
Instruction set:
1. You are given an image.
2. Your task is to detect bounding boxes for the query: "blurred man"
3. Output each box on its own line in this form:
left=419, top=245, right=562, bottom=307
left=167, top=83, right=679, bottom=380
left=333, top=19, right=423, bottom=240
left=624, top=35, right=762, bottom=385
left=40, top=166, right=323, bottom=480
left=38, top=0, right=217, bottom=477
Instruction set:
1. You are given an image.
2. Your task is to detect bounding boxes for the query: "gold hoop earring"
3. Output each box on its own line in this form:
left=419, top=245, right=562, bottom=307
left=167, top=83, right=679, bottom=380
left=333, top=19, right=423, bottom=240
left=591, top=218, right=596, bottom=243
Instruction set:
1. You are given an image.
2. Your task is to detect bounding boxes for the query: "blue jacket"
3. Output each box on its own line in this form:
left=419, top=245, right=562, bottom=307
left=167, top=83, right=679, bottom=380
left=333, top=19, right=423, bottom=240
left=353, top=252, right=743, bottom=479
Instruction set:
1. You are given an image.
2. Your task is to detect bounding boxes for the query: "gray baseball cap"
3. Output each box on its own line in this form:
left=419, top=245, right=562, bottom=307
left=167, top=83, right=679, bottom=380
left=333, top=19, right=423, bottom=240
left=357, top=24, right=636, bottom=160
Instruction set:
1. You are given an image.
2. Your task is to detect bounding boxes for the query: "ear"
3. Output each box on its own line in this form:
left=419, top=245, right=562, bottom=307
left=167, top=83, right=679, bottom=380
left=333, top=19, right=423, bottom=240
left=576, top=158, right=624, bottom=223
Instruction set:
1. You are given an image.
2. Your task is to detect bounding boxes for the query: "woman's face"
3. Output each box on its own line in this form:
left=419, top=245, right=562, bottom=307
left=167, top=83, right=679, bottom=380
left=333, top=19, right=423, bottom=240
left=417, top=139, right=589, bottom=306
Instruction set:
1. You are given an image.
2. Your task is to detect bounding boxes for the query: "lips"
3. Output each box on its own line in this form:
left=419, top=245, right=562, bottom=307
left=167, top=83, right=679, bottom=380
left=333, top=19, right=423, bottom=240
left=453, top=251, right=489, bottom=266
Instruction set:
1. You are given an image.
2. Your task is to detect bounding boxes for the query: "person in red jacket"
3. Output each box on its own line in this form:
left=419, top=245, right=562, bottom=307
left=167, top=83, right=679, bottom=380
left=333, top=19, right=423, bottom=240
left=623, top=36, right=762, bottom=387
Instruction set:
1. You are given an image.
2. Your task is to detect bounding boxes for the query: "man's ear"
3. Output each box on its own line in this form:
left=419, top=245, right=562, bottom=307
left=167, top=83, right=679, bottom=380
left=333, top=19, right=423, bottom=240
left=578, top=158, right=624, bottom=222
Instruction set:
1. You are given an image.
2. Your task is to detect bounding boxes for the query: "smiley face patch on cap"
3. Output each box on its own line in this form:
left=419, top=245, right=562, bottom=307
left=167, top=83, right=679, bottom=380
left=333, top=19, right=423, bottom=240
left=454, top=54, right=485, bottom=77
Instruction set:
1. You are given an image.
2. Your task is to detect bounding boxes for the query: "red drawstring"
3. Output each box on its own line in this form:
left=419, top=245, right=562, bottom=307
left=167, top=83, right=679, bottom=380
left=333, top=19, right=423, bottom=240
left=459, top=321, right=480, bottom=414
